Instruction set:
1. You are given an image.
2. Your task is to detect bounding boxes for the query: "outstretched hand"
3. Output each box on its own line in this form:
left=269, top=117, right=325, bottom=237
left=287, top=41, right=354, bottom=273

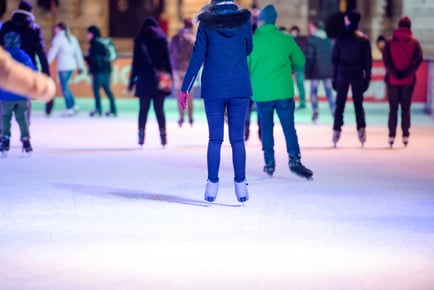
left=179, top=91, right=189, bottom=110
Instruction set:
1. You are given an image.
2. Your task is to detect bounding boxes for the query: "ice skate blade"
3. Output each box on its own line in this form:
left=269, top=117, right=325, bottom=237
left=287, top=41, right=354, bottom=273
left=291, top=171, right=314, bottom=181
left=22, top=152, right=32, bottom=157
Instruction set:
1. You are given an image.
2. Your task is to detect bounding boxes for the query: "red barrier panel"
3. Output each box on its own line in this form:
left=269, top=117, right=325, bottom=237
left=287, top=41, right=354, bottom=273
left=367, top=60, right=427, bottom=103
left=52, top=58, right=428, bottom=103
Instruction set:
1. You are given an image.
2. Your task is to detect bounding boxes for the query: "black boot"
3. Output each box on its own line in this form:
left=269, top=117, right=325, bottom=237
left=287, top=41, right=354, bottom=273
left=0, top=136, right=10, bottom=155
left=263, top=161, right=275, bottom=177
left=160, top=129, right=167, bottom=147
left=138, top=129, right=145, bottom=146
left=289, top=154, right=313, bottom=180
left=22, top=139, right=33, bottom=154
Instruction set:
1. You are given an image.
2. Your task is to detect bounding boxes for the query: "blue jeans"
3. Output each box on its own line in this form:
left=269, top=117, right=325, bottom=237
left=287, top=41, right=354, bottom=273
left=256, top=98, right=300, bottom=165
left=58, top=70, right=75, bottom=109
left=204, top=97, right=249, bottom=183
left=310, top=78, right=335, bottom=114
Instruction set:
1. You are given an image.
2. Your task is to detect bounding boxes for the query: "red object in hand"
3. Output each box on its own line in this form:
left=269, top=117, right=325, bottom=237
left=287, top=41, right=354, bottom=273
left=179, top=91, right=188, bottom=110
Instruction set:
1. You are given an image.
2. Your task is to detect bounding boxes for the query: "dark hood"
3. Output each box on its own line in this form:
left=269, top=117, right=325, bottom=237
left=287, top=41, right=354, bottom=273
left=139, top=17, right=166, bottom=40
left=198, top=4, right=251, bottom=30
left=11, top=9, right=35, bottom=27
left=393, top=27, right=413, bottom=42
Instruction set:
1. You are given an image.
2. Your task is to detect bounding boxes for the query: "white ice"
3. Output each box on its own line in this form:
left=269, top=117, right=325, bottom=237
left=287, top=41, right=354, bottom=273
left=1, top=99, right=433, bottom=290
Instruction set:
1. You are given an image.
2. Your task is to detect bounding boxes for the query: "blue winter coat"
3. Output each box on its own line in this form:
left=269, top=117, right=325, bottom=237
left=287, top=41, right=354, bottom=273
left=0, top=48, right=35, bottom=101
left=181, top=3, right=253, bottom=99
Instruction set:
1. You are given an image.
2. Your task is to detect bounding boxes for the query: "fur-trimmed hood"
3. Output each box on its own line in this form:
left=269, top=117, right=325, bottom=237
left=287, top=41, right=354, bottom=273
left=198, top=3, right=251, bottom=30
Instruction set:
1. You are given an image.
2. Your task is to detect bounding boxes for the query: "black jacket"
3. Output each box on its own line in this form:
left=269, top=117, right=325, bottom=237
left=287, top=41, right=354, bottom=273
left=0, top=10, right=50, bottom=76
left=129, top=20, right=172, bottom=98
left=85, top=37, right=112, bottom=74
left=332, top=29, right=372, bottom=81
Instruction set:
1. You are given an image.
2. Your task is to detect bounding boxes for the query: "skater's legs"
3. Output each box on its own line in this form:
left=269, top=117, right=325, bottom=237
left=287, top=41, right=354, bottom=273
left=310, top=79, right=320, bottom=113
left=333, top=76, right=350, bottom=131
left=204, top=98, right=226, bottom=183
left=92, top=74, right=103, bottom=113
left=227, top=97, right=249, bottom=182
left=323, top=78, right=335, bottom=114
left=13, top=100, right=30, bottom=140
left=387, top=85, right=399, bottom=137
left=400, top=85, right=414, bottom=137
left=351, top=78, right=366, bottom=130
left=275, top=98, right=301, bottom=156
left=58, top=70, right=75, bottom=109
left=152, top=94, right=166, bottom=133
left=138, top=97, right=152, bottom=131
left=256, top=101, right=276, bottom=165
left=1, top=101, right=15, bottom=138
left=101, top=72, right=117, bottom=114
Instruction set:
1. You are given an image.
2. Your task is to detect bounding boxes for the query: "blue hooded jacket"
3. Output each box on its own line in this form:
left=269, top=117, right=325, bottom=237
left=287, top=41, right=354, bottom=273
left=181, top=3, right=253, bottom=99
left=0, top=47, right=36, bottom=101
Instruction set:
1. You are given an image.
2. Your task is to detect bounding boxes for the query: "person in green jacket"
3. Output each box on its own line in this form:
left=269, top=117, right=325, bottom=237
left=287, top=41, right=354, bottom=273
left=248, top=4, right=313, bottom=179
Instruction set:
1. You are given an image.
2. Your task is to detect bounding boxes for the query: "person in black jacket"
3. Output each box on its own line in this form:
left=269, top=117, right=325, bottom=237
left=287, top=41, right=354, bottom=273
left=0, top=0, right=51, bottom=115
left=86, top=25, right=117, bottom=117
left=331, top=10, right=372, bottom=147
left=128, top=17, right=172, bottom=147
left=305, top=21, right=335, bottom=123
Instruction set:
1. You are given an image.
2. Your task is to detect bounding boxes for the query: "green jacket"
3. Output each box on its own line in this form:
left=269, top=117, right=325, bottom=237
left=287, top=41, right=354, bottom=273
left=248, top=24, right=305, bottom=102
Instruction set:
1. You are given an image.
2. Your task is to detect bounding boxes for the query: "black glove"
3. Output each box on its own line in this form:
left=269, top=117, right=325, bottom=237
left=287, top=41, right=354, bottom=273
left=77, top=69, right=83, bottom=75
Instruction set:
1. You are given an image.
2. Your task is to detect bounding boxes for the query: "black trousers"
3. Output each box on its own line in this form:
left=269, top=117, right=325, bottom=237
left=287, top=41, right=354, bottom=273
left=333, top=76, right=366, bottom=131
left=387, top=84, right=414, bottom=138
left=138, top=94, right=166, bottom=133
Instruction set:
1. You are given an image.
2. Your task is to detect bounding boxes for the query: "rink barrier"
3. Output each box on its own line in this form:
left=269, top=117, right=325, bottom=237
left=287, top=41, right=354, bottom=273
left=426, top=60, right=434, bottom=115
left=49, top=59, right=429, bottom=103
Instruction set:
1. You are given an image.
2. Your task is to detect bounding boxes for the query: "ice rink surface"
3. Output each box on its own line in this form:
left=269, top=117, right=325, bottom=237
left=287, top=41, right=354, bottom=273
left=1, top=98, right=434, bottom=290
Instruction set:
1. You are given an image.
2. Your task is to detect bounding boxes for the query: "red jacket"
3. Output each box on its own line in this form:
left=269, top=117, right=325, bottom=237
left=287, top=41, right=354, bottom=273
left=383, top=27, right=423, bottom=85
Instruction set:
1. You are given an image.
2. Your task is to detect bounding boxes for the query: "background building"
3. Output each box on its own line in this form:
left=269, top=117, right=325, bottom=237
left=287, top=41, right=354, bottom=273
left=0, top=0, right=432, bottom=59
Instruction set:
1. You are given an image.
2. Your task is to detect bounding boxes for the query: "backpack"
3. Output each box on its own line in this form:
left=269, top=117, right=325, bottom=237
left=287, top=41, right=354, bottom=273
left=97, top=37, right=117, bottom=62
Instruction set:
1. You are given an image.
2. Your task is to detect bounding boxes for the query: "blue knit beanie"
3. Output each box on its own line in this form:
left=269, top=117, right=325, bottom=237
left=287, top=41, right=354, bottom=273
left=259, top=4, right=277, bottom=24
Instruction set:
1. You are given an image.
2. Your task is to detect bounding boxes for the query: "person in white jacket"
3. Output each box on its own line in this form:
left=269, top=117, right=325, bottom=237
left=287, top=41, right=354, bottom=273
left=47, top=22, right=85, bottom=116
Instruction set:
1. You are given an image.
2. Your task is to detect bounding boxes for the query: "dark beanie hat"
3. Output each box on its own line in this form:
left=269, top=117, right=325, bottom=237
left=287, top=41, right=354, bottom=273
left=398, top=17, right=411, bottom=29
left=259, top=4, right=278, bottom=24
left=3, top=32, right=21, bottom=48
left=87, top=25, right=101, bottom=38
left=346, top=9, right=361, bottom=26
left=19, top=0, right=33, bottom=12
